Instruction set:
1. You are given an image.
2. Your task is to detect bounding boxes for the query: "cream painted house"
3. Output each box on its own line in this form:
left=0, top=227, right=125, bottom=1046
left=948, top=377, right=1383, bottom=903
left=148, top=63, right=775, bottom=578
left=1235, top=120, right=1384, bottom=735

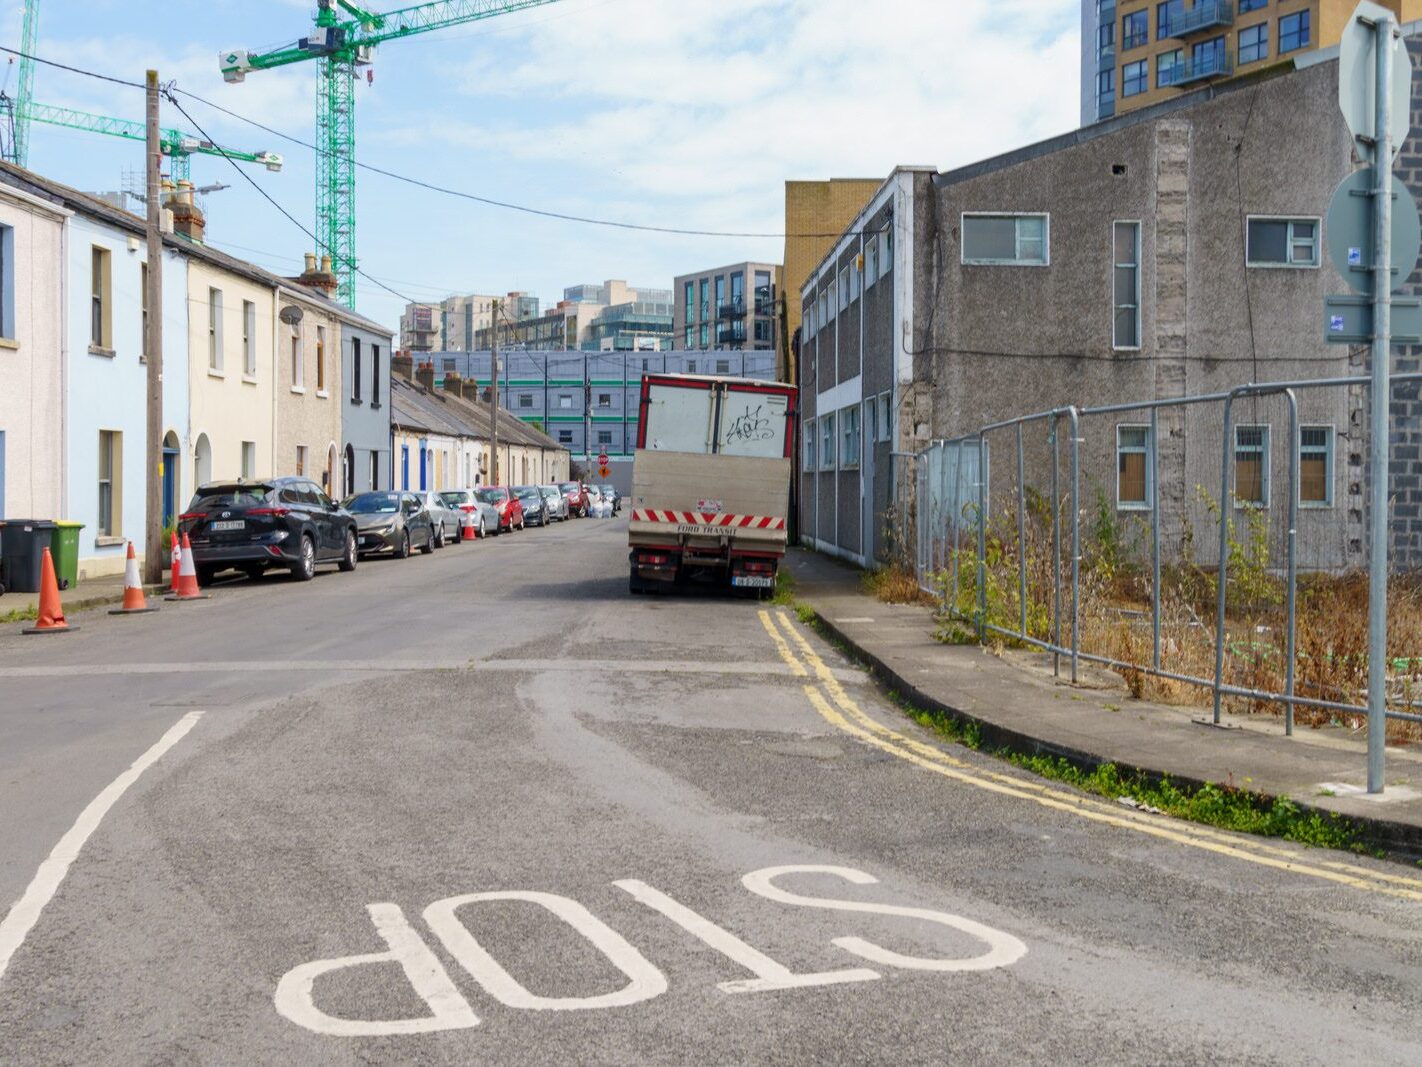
left=275, top=282, right=344, bottom=497
left=186, top=252, right=277, bottom=497
left=0, top=179, right=70, bottom=521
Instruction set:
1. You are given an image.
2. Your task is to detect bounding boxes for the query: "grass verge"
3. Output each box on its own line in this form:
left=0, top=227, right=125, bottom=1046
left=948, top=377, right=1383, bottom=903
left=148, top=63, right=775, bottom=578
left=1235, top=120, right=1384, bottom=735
left=789, top=597, right=1370, bottom=855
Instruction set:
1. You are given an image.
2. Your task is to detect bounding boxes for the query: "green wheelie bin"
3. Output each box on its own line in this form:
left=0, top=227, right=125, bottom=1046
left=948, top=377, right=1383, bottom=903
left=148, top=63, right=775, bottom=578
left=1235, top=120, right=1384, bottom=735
left=49, top=521, right=85, bottom=590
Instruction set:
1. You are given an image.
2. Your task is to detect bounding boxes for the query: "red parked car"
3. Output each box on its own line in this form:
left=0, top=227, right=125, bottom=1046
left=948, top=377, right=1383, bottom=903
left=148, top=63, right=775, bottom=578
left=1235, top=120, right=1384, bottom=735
left=476, top=486, right=525, bottom=533
left=559, top=481, right=590, bottom=518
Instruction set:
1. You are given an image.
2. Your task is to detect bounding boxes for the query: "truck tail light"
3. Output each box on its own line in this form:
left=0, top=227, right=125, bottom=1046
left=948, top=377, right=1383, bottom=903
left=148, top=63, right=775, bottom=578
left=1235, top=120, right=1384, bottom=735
left=640, top=552, right=670, bottom=566
left=742, top=559, right=775, bottom=573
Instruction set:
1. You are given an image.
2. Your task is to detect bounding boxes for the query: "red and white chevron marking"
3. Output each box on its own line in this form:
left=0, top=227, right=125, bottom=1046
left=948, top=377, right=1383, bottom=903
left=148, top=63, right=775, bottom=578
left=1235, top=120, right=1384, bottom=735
left=631, top=508, right=786, bottom=530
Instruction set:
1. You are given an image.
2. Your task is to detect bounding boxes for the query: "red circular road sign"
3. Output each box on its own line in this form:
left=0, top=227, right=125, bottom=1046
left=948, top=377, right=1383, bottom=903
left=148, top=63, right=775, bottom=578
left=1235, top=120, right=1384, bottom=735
left=598, top=451, right=609, bottom=466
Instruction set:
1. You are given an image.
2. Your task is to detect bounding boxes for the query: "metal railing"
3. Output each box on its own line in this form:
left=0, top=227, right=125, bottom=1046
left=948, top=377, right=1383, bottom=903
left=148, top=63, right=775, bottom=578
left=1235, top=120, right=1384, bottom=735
left=910, top=374, right=1422, bottom=784
left=1166, top=0, right=1233, bottom=39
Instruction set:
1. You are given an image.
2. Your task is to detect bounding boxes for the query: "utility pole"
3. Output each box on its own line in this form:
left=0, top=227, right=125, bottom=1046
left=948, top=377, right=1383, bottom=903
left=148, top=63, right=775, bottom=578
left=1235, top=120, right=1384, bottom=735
left=1367, top=12, right=1395, bottom=794
left=142, top=70, right=164, bottom=586
left=490, top=299, right=501, bottom=487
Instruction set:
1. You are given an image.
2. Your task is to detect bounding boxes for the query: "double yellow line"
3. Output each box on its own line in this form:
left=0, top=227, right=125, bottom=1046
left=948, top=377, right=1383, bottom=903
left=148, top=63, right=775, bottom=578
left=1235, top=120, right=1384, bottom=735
left=759, top=608, right=1422, bottom=903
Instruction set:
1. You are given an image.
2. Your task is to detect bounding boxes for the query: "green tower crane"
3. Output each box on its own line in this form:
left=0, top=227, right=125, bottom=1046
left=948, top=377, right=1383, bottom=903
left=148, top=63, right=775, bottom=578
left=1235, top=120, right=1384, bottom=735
left=12, top=0, right=38, bottom=167
left=220, top=0, right=563, bottom=308
left=24, top=102, right=284, bottom=184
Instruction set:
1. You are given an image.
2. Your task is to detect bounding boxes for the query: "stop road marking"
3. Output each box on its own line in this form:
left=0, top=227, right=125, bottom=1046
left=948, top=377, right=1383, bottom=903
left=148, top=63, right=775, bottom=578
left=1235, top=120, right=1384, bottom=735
left=274, top=865, right=1028, bottom=1037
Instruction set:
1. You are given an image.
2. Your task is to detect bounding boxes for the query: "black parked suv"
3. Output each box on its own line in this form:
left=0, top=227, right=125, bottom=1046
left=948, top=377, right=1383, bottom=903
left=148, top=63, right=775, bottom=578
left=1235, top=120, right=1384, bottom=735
left=180, top=477, right=358, bottom=583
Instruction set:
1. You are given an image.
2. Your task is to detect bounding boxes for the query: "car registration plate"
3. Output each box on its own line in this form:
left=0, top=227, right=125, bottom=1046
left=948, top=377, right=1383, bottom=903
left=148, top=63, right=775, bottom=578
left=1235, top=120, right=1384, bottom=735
left=732, top=575, right=774, bottom=588
left=211, top=520, right=245, bottom=531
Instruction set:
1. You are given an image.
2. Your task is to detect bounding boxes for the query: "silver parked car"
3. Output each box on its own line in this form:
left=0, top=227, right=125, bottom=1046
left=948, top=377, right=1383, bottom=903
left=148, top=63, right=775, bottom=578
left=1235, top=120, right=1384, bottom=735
left=420, top=490, right=462, bottom=547
left=439, top=488, right=498, bottom=539
left=344, top=491, right=437, bottom=558
left=538, top=484, right=569, bottom=521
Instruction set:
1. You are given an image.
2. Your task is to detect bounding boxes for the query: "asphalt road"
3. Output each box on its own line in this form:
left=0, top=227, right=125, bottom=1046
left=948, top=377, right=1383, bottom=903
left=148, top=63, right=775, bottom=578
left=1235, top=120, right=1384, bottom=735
left=1, top=515, right=1420, bottom=1064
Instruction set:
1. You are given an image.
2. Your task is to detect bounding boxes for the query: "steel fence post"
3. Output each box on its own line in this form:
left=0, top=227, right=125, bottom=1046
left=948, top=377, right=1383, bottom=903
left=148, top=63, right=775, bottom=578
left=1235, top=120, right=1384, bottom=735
left=1283, top=391, right=1299, bottom=736
left=1213, top=393, right=1237, bottom=725
left=1150, top=405, right=1162, bottom=672
left=1069, top=408, right=1081, bottom=685
left=1051, top=414, right=1061, bottom=678
left=977, top=434, right=988, bottom=642
left=1017, top=422, right=1028, bottom=641
left=952, top=441, right=964, bottom=616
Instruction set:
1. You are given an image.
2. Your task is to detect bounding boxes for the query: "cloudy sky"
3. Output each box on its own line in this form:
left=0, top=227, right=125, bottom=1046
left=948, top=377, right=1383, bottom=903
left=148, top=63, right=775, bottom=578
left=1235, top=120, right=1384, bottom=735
left=5, top=0, right=1080, bottom=327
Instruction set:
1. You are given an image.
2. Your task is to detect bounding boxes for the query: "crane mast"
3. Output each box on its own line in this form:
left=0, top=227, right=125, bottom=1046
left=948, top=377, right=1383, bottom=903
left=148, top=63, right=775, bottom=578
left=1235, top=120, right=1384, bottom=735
left=220, top=0, right=564, bottom=307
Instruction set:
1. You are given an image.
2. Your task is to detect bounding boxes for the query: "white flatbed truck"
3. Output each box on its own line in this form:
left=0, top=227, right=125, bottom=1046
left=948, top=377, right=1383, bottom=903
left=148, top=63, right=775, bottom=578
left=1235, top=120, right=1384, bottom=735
left=627, top=373, right=797, bottom=596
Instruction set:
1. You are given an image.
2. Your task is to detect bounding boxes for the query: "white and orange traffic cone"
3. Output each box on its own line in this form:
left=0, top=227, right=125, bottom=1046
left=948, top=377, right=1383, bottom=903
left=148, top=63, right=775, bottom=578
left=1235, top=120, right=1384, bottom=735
left=165, top=532, right=211, bottom=601
left=461, top=508, right=477, bottom=542
left=110, top=541, right=159, bottom=615
left=169, top=531, right=181, bottom=595
left=22, top=548, right=78, bottom=635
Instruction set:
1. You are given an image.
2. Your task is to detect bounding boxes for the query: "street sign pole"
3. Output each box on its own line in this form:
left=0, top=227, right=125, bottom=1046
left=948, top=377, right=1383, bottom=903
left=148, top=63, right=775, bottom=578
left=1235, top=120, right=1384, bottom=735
left=1367, top=12, right=1395, bottom=794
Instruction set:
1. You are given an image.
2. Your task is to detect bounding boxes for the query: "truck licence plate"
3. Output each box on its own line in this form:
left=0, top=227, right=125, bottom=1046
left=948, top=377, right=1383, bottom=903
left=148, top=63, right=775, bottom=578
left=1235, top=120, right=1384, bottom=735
left=732, top=575, right=774, bottom=588
left=211, top=520, right=245, bottom=531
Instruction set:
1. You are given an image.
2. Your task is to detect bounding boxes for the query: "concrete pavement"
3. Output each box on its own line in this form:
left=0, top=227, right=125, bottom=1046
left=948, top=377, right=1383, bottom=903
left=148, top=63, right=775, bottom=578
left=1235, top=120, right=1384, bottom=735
left=1, top=518, right=1421, bottom=1063
left=786, top=550, right=1422, bottom=855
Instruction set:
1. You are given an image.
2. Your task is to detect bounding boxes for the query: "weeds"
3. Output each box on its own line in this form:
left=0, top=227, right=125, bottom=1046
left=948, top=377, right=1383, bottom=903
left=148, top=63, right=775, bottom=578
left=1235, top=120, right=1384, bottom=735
left=769, top=568, right=796, bottom=606
left=1, top=605, right=39, bottom=624
left=925, top=480, right=1422, bottom=743
left=1004, top=753, right=1363, bottom=851
left=862, top=564, right=931, bottom=605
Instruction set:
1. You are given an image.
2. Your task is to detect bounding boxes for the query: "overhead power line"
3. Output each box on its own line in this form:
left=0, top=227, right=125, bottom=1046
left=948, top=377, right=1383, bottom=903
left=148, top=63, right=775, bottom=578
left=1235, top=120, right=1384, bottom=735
left=0, top=44, right=866, bottom=240
left=163, top=90, right=417, bottom=305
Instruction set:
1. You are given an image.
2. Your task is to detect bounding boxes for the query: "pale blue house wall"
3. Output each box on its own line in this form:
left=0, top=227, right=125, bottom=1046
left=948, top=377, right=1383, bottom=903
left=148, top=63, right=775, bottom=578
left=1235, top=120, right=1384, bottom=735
left=341, top=322, right=393, bottom=494
left=64, top=215, right=189, bottom=578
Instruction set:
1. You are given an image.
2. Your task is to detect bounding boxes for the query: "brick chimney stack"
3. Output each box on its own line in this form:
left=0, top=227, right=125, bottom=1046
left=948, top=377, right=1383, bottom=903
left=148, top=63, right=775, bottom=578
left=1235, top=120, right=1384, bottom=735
left=443, top=371, right=464, bottom=396
left=415, top=363, right=436, bottom=392
left=392, top=352, right=414, bottom=381
left=295, top=252, right=339, bottom=296
left=167, top=181, right=205, bottom=243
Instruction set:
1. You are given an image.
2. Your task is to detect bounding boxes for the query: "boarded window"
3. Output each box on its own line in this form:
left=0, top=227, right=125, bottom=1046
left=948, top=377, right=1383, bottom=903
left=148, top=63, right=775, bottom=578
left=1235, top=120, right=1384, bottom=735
left=1235, top=426, right=1269, bottom=506
left=1300, top=426, right=1332, bottom=506
left=1117, top=425, right=1150, bottom=507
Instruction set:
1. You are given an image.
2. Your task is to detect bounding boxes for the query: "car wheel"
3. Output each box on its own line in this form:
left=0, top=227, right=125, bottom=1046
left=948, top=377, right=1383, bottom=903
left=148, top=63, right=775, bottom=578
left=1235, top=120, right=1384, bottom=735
left=478, top=518, right=487, bottom=539
left=421, top=528, right=435, bottom=554
left=291, top=535, right=316, bottom=581
left=435, top=523, right=445, bottom=548
left=397, top=530, right=411, bottom=559
left=338, top=529, right=358, bottom=572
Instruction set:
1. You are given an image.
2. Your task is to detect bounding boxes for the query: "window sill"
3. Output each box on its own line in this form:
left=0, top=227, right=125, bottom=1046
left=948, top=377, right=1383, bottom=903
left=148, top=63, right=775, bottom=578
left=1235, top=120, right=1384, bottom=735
left=94, top=535, right=125, bottom=548
left=1299, top=501, right=1334, bottom=510
left=316, top=389, right=330, bottom=399
left=1233, top=500, right=1269, bottom=510
left=0, top=337, right=18, bottom=351
left=1246, top=262, right=1318, bottom=270
left=290, top=385, right=306, bottom=395
left=88, top=345, right=116, bottom=358
left=242, top=374, right=258, bottom=385
left=370, top=402, right=381, bottom=410
left=208, top=368, right=226, bottom=379
left=1117, top=503, right=1152, bottom=512
left=350, top=397, right=364, bottom=406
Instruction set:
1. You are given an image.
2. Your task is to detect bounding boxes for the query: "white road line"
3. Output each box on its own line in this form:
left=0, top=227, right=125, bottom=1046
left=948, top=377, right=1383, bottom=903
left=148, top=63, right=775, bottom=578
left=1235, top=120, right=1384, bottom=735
left=0, top=710, right=204, bottom=983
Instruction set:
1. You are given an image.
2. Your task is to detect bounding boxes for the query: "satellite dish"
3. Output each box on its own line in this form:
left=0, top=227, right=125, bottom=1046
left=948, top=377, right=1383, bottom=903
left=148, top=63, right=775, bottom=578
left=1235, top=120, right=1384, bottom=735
left=279, top=305, right=303, bottom=325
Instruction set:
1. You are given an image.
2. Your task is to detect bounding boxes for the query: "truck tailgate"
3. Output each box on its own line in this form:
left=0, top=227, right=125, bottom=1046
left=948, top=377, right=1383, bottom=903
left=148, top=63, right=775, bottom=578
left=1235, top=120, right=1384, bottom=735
left=629, top=451, right=789, bottom=550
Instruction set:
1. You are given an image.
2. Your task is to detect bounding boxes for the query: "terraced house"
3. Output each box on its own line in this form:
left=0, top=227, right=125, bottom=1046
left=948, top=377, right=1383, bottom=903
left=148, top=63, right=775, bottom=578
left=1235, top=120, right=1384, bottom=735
left=0, top=162, right=395, bottom=579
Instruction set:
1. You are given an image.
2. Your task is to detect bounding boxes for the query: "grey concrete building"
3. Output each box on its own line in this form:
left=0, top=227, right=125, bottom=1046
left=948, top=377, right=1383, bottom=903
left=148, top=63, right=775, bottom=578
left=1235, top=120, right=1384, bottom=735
left=801, top=39, right=1422, bottom=572
left=340, top=316, right=394, bottom=494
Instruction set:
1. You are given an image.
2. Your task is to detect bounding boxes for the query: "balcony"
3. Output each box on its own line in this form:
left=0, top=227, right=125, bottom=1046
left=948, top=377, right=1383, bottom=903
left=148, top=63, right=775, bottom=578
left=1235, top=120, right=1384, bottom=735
left=717, top=300, right=746, bottom=319
left=1164, top=1, right=1232, bottom=40
left=717, top=323, right=746, bottom=346
left=1176, top=47, right=1233, bottom=85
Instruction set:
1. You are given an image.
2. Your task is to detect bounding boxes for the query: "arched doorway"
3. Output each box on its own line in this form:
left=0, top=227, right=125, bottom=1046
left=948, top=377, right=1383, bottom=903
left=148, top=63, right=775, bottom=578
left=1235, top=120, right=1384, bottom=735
left=162, top=430, right=180, bottom=526
left=193, top=433, right=212, bottom=490
left=343, top=444, right=355, bottom=497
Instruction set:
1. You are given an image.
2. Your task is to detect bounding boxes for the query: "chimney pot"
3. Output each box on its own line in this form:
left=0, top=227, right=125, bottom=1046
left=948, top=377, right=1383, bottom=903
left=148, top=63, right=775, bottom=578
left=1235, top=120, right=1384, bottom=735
left=320, top=254, right=333, bottom=274
left=304, top=252, right=317, bottom=272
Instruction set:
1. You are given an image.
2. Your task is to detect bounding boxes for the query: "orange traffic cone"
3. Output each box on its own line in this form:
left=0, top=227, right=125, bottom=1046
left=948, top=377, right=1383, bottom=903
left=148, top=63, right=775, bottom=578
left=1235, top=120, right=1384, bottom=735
left=109, top=541, right=159, bottom=615
left=164, top=532, right=211, bottom=601
left=169, top=531, right=181, bottom=594
left=22, top=548, right=78, bottom=635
